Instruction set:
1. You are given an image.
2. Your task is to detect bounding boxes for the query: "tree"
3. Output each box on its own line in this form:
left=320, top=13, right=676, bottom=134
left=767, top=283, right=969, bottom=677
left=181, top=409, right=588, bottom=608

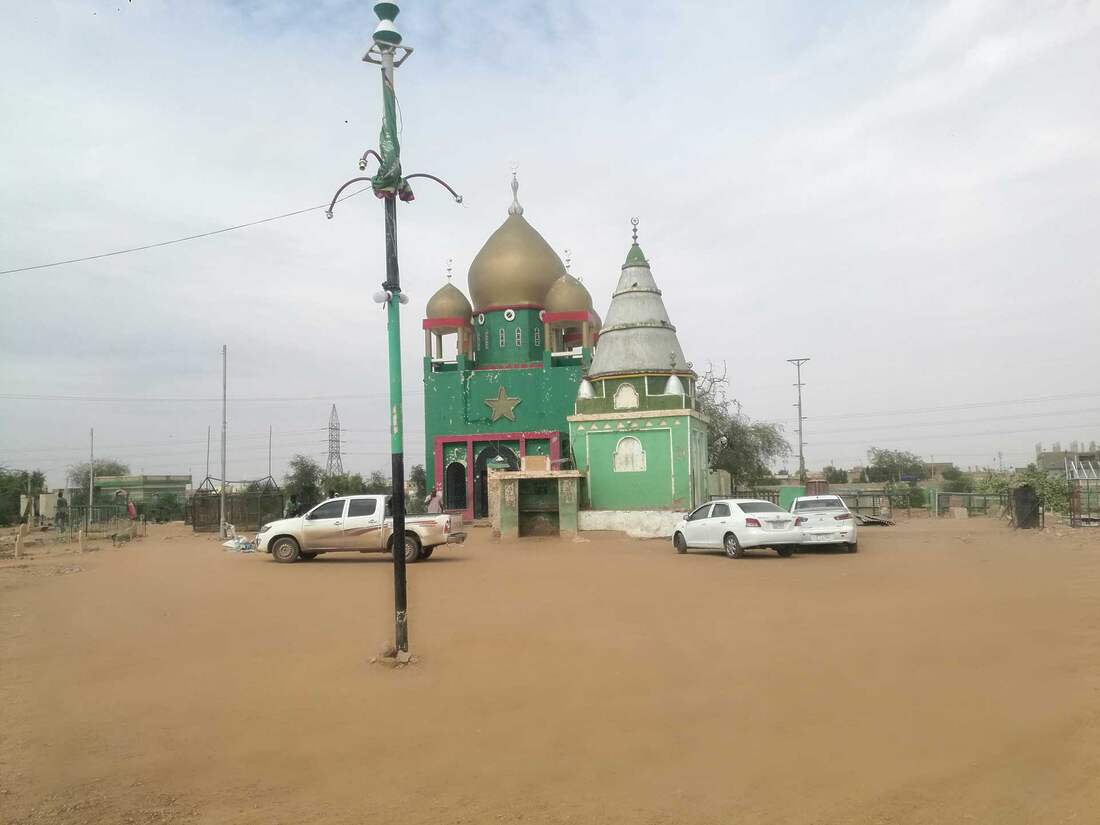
left=940, top=463, right=973, bottom=493
left=65, top=459, right=129, bottom=506
left=0, top=466, right=47, bottom=526
left=697, top=364, right=791, bottom=488
left=865, top=448, right=925, bottom=483
left=365, top=471, right=390, bottom=493
left=409, top=464, right=427, bottom=500
left=283, top=454, right=323, bottom=509
left=823, top=465, right=848, bottom=484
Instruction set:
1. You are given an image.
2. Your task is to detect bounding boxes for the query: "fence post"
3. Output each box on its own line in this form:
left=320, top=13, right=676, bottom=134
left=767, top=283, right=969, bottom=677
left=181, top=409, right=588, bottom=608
left=78, top=529, right=86, bottom=553
left=14, top=532, right=22, bottom=560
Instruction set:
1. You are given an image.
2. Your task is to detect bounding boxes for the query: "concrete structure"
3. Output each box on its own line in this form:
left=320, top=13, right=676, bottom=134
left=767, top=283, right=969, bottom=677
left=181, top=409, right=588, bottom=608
left=422, top=177, right=596, bottom=521
left=95, top=475, right=191, bottom=504
left=491, top=468, right=583, bottom=539
left=568, top=227, right=709, bottom=513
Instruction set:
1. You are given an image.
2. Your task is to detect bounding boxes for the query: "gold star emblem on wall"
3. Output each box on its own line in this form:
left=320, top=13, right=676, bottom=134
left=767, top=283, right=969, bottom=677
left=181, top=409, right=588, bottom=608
left=484, top=386, right=521, bottom=422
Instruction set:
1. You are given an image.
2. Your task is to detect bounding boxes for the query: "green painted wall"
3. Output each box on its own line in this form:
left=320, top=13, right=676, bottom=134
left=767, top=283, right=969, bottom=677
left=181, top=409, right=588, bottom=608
left=423, top=307, right=587, bottom=487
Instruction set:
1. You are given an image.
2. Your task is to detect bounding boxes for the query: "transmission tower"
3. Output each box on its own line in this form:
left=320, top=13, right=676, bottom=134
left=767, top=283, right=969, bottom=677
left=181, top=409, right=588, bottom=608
left=325, top=404, right=345, bottom=477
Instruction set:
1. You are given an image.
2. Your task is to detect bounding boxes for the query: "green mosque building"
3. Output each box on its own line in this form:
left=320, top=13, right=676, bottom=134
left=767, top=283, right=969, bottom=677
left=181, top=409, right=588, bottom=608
left=422, top=178, right=708, bottom=524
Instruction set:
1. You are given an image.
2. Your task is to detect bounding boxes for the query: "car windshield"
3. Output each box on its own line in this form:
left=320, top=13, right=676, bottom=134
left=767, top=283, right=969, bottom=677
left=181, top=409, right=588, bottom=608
left=795, top=497, right=846, bottom=511
left=738, top=502, right=785, bottom=513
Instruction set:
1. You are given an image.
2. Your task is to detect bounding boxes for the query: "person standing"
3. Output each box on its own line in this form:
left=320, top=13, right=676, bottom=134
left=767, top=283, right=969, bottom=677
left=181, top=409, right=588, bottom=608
left=425, top=486, right=443, bottom=514
left=55, top=490, right=68, bottom=532
left=127, top=497, right=137, bottom=523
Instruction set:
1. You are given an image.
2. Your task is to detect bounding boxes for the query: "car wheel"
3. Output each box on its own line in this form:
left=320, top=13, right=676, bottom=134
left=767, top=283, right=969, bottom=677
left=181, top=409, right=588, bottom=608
left=420, top=547, right=434, bottom=560
left=271, top=537, right=300, bottom=564
left=673, top=532, right=687, bottom=554
left=391, top=532, right=422, bottom=563
left=846, top=542, right=858, bottom=553
left=724, top=533, right=744, bottom=559
left=776, top=546, right=794, bottom=558
left=300, top=552, right=318, bottom=561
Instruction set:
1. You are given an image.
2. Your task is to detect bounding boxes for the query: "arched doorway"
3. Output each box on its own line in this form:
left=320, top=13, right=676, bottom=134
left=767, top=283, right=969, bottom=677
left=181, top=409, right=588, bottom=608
left=473, top=444, right=519, bottom=519
left=444, top=461, right=467, bottom=511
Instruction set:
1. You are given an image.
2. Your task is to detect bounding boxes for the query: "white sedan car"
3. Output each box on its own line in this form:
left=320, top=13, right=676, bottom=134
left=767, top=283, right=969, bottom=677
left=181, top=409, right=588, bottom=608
left=790, top=494, right=858, bottom=552
left=672, top=498, right=802, bottom=558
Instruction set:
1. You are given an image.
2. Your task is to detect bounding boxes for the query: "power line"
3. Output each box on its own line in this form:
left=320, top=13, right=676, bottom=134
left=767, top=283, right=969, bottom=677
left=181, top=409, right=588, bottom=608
left=0, top=389, right=427, bottom=403
left=0, top=187, right=371, bottom=277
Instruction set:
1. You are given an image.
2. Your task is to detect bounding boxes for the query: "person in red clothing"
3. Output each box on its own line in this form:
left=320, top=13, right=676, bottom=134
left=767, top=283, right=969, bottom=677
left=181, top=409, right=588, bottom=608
left=126, top=498, right=137, bottom=522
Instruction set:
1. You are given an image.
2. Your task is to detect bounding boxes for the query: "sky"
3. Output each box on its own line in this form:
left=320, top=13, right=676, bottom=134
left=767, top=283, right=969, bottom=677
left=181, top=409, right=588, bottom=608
left=1, top=0, right=1099, bottom=489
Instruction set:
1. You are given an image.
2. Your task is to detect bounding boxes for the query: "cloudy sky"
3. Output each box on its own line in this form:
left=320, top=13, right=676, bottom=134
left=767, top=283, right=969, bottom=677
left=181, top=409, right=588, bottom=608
left=2, top=0, right=1098, bottom=488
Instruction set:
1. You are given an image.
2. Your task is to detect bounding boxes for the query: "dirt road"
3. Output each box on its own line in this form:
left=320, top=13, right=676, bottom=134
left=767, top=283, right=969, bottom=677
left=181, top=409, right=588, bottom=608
left=2, top=519, right=1099, bottom=824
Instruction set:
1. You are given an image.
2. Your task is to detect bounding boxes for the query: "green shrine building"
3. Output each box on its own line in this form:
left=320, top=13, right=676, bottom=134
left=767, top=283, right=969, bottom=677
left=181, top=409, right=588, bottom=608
left=422, top=178, right=708, bottom=523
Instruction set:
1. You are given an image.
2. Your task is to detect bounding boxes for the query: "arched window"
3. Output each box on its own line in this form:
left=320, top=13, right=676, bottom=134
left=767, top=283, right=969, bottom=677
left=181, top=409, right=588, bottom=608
left=613, top=383, right=640, bottom=410
left=515, top=327, right=523, bottom=347
left=613, top=436, right=646, bottom=472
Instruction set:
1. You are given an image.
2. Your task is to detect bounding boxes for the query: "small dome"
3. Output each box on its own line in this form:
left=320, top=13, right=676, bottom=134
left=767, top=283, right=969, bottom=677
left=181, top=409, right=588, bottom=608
left=425, top=281, right=472, bottom=320
left=545, top=272, right=592, bottom=314
left=577, top=379, right=595, bottom=400
left=591, top=310, right=602, bottom=332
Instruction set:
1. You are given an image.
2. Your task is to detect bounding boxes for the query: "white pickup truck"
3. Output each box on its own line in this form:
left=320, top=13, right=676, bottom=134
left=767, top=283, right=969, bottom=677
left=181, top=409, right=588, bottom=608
left=255, top=494, right=465, bottom=564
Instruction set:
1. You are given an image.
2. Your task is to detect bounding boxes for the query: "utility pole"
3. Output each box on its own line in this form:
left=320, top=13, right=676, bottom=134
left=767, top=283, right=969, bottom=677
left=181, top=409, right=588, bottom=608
left=787, top=358, right=810, bottom=486
left=220, top=345, right=227, bottom=538
left=268, top=425, right=273, bottom=478
left=87, top=427, right=94, bottom=529
left=205, top=425, right=211, bottom=479
left=326, top=2, right=461, bottom=656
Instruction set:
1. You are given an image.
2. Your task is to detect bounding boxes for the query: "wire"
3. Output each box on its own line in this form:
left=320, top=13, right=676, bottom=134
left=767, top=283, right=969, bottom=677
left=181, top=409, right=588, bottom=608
left=0, top=389, right=426, bottom=403
left=0, top=187, right=372, bottom=276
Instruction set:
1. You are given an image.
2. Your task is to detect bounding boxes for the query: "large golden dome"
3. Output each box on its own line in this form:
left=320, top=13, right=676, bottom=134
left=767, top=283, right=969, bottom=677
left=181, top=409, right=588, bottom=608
left=544, top=272, right=592, bottom=314
left=425, top=280, right=473, bottom=320
left=467, top=176, right=565, bottom=311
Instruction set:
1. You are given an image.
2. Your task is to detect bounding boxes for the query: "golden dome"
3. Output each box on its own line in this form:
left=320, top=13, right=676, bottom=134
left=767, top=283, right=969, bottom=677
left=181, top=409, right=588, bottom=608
left=467, top=176, right=565, bottom=311
left=425, top=281, right=472, bottom=320
left=545, top=272, right=592, bottom=314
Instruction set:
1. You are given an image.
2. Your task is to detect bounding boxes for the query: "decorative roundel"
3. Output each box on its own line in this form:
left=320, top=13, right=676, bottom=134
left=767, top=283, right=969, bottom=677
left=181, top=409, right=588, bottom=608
left=503, top=308, right=516, bottom=321
left=539, top=310, right=546, bottom=322
left=477, top=313, right=486, bottom=325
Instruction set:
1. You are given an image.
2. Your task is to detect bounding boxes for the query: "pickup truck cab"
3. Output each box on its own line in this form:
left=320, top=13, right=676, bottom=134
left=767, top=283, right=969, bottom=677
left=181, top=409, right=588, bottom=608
left=255, top=494, right=465, bottom=564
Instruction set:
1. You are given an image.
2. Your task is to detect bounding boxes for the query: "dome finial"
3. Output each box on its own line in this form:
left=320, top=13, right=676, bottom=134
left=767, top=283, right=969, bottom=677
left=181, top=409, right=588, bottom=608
left=446, top=257, right=453, bottom=280
left=508, top=169, right=524, bottom=216
left=631, top=217, right=639, bottom=244
left=563, top=248, right=572, bottom=272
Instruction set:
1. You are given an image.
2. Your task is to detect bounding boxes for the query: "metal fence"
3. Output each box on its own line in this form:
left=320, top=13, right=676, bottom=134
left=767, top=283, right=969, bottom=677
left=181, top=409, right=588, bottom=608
left=1068, top=460, right=1100, bottom=528
left=191, top=490, right=284, bottom=533
left=929, top=491, right=1009, bottom=517
left=63, top=505, right=129, bottom=541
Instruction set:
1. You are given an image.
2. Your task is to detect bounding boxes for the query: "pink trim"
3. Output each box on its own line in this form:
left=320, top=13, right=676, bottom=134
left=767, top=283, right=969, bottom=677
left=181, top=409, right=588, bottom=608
left=422, top=316, right=470, bottom=330
left=543, top=310, right=592, bottom=323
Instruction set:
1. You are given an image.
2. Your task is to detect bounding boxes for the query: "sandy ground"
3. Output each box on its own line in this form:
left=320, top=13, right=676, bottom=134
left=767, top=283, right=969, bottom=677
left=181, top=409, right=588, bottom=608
left=2, top=518, right=1100, bottom=825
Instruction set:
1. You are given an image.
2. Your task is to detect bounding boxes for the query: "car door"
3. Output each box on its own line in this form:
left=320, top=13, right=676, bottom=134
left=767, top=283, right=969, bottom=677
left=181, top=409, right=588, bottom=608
left=300, top=499, right=347, bottom=550
left=339, top=496, right=384, bottom=550
left=706, top=502, right=732, bottom=548
left=681, top=504, right=712, bottom=547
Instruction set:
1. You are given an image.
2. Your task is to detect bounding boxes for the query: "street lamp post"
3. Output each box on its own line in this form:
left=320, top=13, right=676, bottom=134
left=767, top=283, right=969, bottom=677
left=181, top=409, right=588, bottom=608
left=327, top=2, right=461, bottom=655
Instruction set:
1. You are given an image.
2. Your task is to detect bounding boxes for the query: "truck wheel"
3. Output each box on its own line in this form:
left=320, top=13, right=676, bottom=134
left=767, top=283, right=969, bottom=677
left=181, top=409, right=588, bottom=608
left=673, top=532, right=687, bottom=554
left=724, top=533, right=745, bottom=559
left=271, top=537, right=300, bottom=564
left=391, top=532, right=422, bottom=563
left=420, top=547, right=434, bottom=560
left=776, top=546, right=794, bottom=558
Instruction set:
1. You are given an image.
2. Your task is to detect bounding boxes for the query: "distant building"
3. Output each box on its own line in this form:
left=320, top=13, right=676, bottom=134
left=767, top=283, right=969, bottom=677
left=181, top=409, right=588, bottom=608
left=95, top=474, right=191, bottom=504
left=1036, top=450, right=1099, bottom=477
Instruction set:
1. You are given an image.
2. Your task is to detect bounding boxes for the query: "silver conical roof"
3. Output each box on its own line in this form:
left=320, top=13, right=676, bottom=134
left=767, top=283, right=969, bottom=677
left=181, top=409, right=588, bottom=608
left=588, top=241, right=689, bottom=378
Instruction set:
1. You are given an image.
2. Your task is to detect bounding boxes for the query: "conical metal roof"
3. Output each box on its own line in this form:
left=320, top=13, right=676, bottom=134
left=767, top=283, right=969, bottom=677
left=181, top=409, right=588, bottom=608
left=588, top=238, right=689, bottom=378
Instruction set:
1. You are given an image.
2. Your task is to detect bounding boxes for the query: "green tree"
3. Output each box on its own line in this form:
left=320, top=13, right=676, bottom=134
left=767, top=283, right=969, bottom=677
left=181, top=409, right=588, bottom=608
left=66, top=459, right=130, bottom=506
left=865, top=448, right=926, bottom=483
left=823, top=465, right=848, bottom=484
left=365, top=471, right=390, bottom=493
left=409, top=464, right=427, bottom=500
left=940, top=464, right=973, bottom=493
left=0, top=466, right=47, bottom=526
left=697, top=364, right=791, bottom=488
left=283, top=454, right=323, bottom=509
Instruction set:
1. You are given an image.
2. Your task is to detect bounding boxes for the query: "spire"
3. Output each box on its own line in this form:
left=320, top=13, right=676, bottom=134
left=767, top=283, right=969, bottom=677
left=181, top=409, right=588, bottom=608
left=624, top=217, right=647, bottom=267
left=508, top=170, right=524, bottom=216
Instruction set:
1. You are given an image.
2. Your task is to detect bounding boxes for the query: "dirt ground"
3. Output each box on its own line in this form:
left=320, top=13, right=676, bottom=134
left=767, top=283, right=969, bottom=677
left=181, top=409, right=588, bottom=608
left=2, top=518, right=1100, bottom=825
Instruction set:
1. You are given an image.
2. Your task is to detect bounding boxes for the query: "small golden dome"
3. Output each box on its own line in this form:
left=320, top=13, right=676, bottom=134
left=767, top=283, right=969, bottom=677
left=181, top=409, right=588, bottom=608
left=425, top=281, right=473, bottom=320
left=467, top=176, right=565, bottom=311
left=545, top=272, right=593, bottom=314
